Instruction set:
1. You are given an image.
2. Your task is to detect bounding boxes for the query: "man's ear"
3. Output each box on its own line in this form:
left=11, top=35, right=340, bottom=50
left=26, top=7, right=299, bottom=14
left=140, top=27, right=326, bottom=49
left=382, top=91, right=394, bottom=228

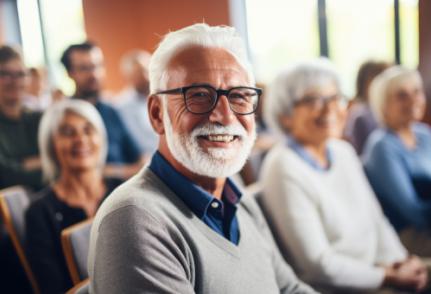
left=148, top=94, right=165, bottom=135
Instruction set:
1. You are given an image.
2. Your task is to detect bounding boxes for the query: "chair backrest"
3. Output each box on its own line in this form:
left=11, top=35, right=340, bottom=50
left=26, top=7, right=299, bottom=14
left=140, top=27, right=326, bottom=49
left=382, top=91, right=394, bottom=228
left=61, top=218, right=93, bottom=285
left=66, top=278, right=89, bottom=294
left=0, top=186, right=40, bottom=294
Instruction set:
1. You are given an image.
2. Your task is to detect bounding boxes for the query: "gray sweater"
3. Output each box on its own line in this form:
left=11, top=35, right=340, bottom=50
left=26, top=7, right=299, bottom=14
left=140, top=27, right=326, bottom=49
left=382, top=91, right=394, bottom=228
left=88, top=168, right=317, bottom=294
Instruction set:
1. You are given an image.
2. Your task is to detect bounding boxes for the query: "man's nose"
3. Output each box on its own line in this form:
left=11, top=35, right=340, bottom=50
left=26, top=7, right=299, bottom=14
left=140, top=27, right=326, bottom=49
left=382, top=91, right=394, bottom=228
left=208, top=94, right=236, bottom=125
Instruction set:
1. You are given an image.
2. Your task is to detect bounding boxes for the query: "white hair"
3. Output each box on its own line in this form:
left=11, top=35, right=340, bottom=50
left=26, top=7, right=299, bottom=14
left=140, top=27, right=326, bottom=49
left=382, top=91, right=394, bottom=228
left=162, top=101, right=256, bottom=178
left=149, top=23, right=254, bottom=93
left=369, top=65, right=423, bottom=125
left=38, top=99, right=107, bottom=183
left=264, top=58, right=341, bottom=135
left=120, top=49, right=151, bottom=76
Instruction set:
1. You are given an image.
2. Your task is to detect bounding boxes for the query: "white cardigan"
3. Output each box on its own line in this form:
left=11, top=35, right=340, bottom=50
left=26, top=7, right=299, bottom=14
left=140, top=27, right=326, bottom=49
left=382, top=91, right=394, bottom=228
left=260, top=139, right=407, bottom=292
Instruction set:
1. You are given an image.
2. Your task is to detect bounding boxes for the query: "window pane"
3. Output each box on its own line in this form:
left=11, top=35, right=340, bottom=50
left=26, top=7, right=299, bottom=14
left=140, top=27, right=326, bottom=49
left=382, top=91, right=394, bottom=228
left=17, top=0, right=45, bottom=67
left=326, top=0, right=395, bottom=96
left=39, top=0, right=86, bottom=95
left=245, top=0, right=319, bottom=83
left=400, top=0, right=419, bottom=68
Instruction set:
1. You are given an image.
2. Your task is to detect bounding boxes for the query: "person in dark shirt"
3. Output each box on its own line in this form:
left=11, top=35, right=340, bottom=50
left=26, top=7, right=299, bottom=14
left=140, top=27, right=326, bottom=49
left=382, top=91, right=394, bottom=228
left=25, top=99, right=122, bottom=294
left=60, top=42, right=145, bottom=180
left=0, top=45, right=42, bottom=191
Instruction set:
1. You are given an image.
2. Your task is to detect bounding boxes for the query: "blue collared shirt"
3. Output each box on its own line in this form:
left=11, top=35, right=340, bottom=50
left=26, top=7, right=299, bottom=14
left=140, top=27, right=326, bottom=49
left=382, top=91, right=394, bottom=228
left=94, top=101, right=142, bottom=164
left=149, top=151, right=241, bottom=244
left=286, top=135, right=333, bottom=172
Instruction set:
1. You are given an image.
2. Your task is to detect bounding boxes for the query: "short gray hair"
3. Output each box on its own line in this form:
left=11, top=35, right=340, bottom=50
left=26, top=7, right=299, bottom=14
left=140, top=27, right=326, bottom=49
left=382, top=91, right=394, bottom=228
left=264, top=58, right=341, bottom=135
left=149, top=23, right=254, bottom=94
left=38, top=99, right=107, bottom=183
left=120, top=49, right=151, bottom=77
left=369, top=65, right=423, bottom=125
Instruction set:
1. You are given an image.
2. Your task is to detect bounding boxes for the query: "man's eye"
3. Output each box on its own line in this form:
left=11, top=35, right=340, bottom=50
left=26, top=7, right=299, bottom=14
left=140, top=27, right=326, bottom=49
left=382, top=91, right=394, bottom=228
left=189, top=92, right=211, bottom=98
left=229, top=93, right=246, bottom=99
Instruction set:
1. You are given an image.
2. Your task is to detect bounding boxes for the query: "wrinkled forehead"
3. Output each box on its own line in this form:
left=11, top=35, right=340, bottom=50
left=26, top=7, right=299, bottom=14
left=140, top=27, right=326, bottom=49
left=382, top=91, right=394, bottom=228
left=166, top=46, right=251, bottom=86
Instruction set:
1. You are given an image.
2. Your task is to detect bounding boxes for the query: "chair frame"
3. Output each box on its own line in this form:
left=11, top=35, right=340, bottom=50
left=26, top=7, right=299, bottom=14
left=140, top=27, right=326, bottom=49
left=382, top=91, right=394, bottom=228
left=66, top=278, right=89, bottom=294
left=0, top=186, right=40, bottom=294
left=61, top=218, right=93, bottom=285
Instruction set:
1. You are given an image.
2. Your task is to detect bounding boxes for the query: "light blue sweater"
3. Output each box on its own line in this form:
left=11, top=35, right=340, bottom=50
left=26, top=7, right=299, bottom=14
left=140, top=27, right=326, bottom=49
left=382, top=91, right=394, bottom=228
left=363, top=123, right=431, bottom=231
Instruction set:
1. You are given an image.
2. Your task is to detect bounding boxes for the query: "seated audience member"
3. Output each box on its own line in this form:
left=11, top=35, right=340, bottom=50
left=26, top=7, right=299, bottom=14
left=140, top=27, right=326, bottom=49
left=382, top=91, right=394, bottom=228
left=363, top=66, right=431, bottom=256
left=260, top=59, right=428, bottom=293
left=88, top=24, right=317, bottom=294
left=25, top=100, right=122, bottom=294
left=0, top=45, right=42, bottom=191
left=343, top=61, right=390, bottom=154
left=115, top=50, right=158, bottom=157
left=240, top=82, right=278, bottom=185
left=22, top=67, right=52, bottom=111
left=60, top=42, right=145, bottom=179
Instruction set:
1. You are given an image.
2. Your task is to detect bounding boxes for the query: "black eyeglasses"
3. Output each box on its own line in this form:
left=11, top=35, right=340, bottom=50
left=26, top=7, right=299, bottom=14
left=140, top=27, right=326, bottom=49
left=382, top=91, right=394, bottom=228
left=294, top=93, right=348, bottom=110
left=155, top=84, right=262, bottom=115
left=0, top=70, right=27, bottom=80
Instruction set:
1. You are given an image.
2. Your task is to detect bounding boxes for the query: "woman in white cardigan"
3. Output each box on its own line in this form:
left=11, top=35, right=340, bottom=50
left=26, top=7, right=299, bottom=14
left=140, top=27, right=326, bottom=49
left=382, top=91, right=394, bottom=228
left=260, top=59, right=427, bottom=293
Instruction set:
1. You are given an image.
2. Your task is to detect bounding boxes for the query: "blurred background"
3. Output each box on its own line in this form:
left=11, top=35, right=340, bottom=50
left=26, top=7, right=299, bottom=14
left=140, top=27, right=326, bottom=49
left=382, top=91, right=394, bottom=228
left=1, top=0, right=430, bottom=111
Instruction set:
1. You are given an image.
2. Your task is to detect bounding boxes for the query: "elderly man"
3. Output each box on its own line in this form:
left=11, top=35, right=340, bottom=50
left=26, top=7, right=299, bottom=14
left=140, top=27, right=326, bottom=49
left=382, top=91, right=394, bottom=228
left=88, top=24, right=316, bottom=294
left=115, top=50, right=158, bottom=157
left=0, top=45, right=42, bottom=191
left=61, top=42, right=145, bottom=179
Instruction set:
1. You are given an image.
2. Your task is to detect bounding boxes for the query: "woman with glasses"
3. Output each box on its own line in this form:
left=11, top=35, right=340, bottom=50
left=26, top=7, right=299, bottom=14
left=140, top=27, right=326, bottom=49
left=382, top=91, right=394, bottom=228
left=363, top=66, right=431, bottom=257
left=260, top=59, right=427, bottom=293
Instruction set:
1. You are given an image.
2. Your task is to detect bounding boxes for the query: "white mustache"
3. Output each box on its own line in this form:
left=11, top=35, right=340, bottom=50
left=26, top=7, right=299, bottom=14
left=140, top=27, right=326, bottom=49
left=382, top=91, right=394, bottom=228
left=191, top=123, right=248, bottom=139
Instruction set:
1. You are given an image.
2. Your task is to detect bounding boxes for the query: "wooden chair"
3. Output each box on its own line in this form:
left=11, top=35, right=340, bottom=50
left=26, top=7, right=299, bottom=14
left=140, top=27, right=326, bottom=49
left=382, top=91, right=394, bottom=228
left=66, top=278, right=89, bottom=294
left=0, top=186, right=40, bottom=294
left=61, top=218, right=93, bottom=285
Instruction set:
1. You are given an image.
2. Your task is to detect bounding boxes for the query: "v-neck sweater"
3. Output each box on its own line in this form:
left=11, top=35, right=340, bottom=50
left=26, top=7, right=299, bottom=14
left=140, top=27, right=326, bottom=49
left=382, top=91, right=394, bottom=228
left=88, top=167, right=316, bottom=294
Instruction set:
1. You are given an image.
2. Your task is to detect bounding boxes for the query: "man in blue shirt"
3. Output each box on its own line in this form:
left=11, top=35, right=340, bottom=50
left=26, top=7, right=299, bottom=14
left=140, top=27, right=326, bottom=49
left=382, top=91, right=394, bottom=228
left=61, top=42, right=145, bottom=179
left=89, top=24, right=316, bottom=294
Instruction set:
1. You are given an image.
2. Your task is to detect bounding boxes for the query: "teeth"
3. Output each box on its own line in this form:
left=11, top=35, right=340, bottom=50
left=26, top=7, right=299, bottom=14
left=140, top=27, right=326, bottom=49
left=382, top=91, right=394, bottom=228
left=207, top=135, right=234, bottom=142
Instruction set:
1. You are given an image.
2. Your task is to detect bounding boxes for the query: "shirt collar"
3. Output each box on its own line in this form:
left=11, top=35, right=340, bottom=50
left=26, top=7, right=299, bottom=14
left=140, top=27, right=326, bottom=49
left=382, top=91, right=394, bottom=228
left=149, top=151, right=242, bottom=219
left=286, top=135, right=332, bottom=172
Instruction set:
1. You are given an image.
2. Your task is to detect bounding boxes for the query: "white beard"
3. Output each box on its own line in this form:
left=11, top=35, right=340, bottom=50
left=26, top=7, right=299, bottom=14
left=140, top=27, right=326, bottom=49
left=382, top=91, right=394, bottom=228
left=163, top=103, right=256, bottom=178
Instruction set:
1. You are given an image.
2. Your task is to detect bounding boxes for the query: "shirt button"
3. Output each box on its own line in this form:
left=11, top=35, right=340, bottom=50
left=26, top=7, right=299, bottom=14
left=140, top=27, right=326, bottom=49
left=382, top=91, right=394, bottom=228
left=211, top=201, right=219, bottom=209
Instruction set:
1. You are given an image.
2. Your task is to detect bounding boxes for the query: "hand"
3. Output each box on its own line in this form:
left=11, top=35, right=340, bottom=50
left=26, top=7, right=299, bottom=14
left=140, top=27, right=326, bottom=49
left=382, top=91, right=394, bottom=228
left=400, top=256, right=428, bottom=291
left=383, top=256, right=428, bottom=292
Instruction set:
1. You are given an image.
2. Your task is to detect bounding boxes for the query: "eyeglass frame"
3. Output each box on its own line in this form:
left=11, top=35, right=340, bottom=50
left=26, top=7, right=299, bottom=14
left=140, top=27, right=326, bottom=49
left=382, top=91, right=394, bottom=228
left=0, top=70, right=28, bottom=80
left=293, top=93, right=348, bottom=110
left=155, top=84, right=262, bottom=115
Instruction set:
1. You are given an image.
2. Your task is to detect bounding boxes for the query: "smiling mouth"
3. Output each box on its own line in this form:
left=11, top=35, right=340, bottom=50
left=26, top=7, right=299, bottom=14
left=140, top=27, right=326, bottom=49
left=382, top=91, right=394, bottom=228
left=316, top=116, right=337, bottom=126
left=198, top=134, right=239, bottom=143
left=71, top=148, right=93, bottom=157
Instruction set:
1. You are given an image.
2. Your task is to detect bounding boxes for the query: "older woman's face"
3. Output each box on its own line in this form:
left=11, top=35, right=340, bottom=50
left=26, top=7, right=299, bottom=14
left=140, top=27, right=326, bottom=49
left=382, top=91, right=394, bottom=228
left=383, top=79, right=426, bottom=129
left=282, top=82, right=346, bottom=145
left=53, top=112, right=102, bottom=174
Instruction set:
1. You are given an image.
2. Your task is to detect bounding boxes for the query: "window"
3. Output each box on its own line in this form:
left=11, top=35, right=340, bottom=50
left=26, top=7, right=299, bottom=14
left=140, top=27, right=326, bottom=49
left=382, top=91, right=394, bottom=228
left=17, top=0, right=86, bottom=95
left=400, top=0, right=419, bottom=68
left=245, top=0, right=419, bottom=96
left=326, top=0, right=395, bottom=95
left=245, top=0, right=319, bottom=83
